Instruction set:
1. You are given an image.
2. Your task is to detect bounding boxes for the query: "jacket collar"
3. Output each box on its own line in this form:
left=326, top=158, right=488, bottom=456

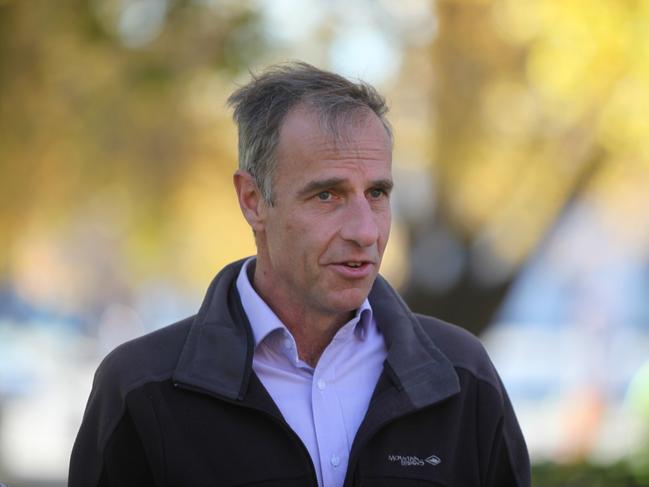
left=173, top=259, right=253, bottom=400
left=368, top=276, right=460, bottom=409
left=173, top=258, right=460, bottom=408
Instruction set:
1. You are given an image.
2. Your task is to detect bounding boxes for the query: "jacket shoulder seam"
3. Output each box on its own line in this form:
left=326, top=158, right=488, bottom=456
left=452, top=364, right=505, bottom=404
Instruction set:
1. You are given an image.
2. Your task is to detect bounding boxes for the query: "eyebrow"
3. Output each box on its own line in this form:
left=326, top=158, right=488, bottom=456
left=372, top=179, right=394, bottom=192
left=297, top=177, right=394, bottom=198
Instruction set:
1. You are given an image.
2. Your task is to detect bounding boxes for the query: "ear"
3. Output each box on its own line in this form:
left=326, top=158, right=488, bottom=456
left=233, top=170, right=267, bottom=232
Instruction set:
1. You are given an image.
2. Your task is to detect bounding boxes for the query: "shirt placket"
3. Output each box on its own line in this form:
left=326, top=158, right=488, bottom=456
left=311, top=343, right=350, bottom=487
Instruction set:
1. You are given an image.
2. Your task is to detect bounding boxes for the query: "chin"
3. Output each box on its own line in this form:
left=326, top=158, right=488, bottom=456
left=327, top=287, right=371, bottom=313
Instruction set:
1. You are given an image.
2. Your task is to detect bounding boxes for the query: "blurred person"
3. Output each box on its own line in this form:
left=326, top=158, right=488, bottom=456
left=68, top=62, right=529, bottom=487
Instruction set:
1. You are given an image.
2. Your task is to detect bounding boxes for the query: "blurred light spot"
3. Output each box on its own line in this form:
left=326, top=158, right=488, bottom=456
left=257, top=0, right=326, bottom=44
left=118, top=0, right=169, bottom=48
left=377, top=0, right=437, bottom=46
left=330, top=25, right=401, bottom=85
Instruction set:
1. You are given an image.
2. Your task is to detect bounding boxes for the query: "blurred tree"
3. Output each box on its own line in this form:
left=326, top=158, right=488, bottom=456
left=404, top=0, right=649, bottom=335
left=0, top=0, right=262, bottom=295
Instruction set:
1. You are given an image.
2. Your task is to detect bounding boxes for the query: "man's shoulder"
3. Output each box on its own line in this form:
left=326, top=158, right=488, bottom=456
left=94, top=316, right=195, bottom=396
left=414, top=314, right=501, bottom=390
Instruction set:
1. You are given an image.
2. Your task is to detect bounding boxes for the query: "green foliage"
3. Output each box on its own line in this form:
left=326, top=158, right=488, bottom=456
left=533, top=461, right=649, bottom=487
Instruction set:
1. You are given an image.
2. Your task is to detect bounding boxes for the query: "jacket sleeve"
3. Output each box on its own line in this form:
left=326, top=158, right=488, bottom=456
left=68, top=353, right=156, bottom=486
left=483, top=380, right=531, bottom=487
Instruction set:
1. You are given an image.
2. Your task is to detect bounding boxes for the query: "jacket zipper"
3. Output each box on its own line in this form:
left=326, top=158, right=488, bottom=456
left=172, top=381, right=319, bottom=486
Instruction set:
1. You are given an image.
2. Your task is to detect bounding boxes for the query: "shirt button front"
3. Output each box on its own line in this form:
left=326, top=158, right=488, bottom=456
left=317, top=379, right=326, bottom=390
left=330, top=454, right=340, bottom=467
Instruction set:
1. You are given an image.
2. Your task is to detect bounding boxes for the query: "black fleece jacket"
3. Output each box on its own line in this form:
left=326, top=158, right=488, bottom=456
left=69, top=259, right=530, bottom=486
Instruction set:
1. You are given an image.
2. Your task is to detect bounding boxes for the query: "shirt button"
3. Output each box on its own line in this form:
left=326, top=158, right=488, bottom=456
left=330, top=454, right=340, bottom=467
left=317, top=379, right=326, bottom=390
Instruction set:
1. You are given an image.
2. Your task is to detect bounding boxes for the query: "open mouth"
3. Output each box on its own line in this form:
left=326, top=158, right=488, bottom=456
left=335, top=261, right=373, bottom=272
left=330, top=260, right=374, bottom=279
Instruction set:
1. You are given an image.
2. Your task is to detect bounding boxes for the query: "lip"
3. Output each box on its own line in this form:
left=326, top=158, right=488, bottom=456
left=329, top=261, right=375, bottom=279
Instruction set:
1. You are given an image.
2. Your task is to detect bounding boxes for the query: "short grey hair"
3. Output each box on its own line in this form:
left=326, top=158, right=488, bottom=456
left=227, top=61, right=392, bottom=205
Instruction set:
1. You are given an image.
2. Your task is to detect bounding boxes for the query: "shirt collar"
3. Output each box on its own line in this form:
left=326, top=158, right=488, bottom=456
left=236, top=257, right=284, bottom=348
left=334, top=299, right=373, bottom=342
left=236, top=257, right=373, bottom=349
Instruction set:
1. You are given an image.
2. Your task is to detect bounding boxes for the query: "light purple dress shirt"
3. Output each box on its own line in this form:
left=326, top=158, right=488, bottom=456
left=236, top=258, right=388, bottom=487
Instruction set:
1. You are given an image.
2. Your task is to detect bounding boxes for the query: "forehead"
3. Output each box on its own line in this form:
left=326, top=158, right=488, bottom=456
left=275, top=106, right=392, bottom=179
left=280, top=104, right=390, bottom=144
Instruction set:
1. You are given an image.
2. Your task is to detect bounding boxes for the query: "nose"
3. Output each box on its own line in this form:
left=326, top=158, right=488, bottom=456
left=339, top=197, right=380, bottom=247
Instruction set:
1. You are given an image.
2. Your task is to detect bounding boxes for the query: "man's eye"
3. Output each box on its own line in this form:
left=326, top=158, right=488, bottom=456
left=369, top=188, right=386, bottom=199
left=317, top=191, right=332, bottom=201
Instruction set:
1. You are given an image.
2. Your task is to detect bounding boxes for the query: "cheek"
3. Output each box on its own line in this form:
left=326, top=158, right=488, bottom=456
left=279, top=219, right=317, bottom=255
left=295, top=218, right=339, bottom=261
left=284, top=219, right=298, bottom=234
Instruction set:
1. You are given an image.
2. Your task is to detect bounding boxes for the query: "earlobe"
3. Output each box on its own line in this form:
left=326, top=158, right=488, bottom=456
left=233, top=170, right=266, bottom=232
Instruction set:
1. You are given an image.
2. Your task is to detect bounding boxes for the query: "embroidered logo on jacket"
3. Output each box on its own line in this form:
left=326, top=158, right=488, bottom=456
left=388, top=454, right=441, bottom=467
left=425, top=455, right=441, bottom=466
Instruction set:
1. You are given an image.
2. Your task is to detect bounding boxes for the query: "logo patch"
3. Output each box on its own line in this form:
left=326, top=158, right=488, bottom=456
left=388, top=454, right=441, bottom=467
left=425, top=455, right=441, bottom=466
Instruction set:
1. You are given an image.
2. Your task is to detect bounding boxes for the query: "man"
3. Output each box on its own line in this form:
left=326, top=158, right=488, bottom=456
left=69, top=62, right=530, bottom=486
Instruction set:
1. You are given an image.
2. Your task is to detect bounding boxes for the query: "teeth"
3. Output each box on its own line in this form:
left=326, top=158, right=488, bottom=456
left=347, top=262, right=362, bottom=268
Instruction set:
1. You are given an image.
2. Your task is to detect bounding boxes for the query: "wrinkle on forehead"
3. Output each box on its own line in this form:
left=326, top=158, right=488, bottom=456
left=301, top=145, right=392, bottom=167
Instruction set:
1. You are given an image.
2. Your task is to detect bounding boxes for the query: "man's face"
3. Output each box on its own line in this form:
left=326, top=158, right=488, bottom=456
left=255, top=107, right=393, bottom=321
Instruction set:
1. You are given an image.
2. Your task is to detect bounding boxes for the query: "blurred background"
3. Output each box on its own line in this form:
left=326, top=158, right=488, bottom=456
left=1, top=0, right=648, bottom=485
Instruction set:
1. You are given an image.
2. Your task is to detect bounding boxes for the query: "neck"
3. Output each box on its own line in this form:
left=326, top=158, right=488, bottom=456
left=282, top=309, right=352, bottom=367
left=250, top=261, right=354, bottom=367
